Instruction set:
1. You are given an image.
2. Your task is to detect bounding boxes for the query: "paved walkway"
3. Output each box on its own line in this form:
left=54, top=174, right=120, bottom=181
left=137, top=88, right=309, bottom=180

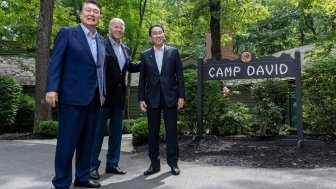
left=1, top=134, right=336, bottom=189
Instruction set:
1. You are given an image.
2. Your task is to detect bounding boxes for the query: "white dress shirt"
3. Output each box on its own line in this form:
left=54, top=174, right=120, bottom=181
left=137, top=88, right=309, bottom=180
left=154, top=45, right=164, bottom=73
left=81, top=23, right=97, bottom=64
left=110, top=37, right=126, bottom=70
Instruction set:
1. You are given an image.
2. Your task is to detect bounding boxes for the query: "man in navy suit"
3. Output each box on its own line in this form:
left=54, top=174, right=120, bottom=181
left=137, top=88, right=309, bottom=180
left=45, top=1, right=104, bottom=188
left=89, top=18, right=140, bottom=180
left=138, top=24, right=185, bottom=176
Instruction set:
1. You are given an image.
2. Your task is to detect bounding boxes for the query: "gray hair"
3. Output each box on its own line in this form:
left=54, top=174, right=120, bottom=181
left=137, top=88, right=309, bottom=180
left=109, top=18, right=125, bottom=30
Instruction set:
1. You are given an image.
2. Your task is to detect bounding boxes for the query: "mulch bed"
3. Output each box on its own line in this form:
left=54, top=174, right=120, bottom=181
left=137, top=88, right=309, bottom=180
left=134, top=135, right=336, bottom=168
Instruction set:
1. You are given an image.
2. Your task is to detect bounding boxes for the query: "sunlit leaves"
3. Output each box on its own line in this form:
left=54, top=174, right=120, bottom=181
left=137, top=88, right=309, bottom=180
left=0, top=0, right=77, bottom=48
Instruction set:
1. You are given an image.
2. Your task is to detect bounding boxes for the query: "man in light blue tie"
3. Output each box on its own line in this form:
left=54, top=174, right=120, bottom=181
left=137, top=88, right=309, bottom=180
left=90, top=18, right=140, bottom=180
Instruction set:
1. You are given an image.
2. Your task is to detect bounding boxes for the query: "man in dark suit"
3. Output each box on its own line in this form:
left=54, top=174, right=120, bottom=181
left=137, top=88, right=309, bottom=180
left=89, top=18, right=140, bottom=180
left=45, top=1, right=104, bottom=188
left=138, top=24, right=185, bottom=176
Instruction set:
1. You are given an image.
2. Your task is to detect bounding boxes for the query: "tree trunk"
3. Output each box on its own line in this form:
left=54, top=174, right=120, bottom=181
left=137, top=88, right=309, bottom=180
left=34, top=0, right=54, bottom=132
left=209, top=0, right=221, bottom=60
left=124, top=0, right=147, bottom=119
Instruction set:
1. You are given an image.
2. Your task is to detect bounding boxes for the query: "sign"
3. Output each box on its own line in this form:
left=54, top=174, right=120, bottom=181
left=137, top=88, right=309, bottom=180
left=196, top=52, right=322, bottom=147
left=203, top=61, right=296, bottom=80
left=202, top=53, right=297, bottom=80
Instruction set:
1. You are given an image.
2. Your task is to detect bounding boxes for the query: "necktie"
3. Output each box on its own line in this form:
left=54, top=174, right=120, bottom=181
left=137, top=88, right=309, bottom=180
left=90, top=35, right=97, bottom=64
left=116, top=44, right=125, bottom=70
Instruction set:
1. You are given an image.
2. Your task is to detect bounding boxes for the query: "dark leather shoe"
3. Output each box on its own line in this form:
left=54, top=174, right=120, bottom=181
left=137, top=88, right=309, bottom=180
left=74, top=180, right=100, bottom=188
left=106, top=166, right=126, bottom=174
left=171, top=166, right=180, bottom=175
left=90, top=169, right=100, bottom=180
left=144, top=166, right=160, bottom=175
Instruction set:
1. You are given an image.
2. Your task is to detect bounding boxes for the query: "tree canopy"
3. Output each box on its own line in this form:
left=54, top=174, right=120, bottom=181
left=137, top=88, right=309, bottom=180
left=236, top=0, right=336, bottom=56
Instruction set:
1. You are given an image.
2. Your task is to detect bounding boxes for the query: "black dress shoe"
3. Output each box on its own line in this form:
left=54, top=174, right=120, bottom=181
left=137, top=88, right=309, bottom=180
left=144, top=166, right=161, bottom=175
left=106, top=166, right=126, bottom=174
left=90, top=169, right=100, bottom=180
left=171, top=166, right=180, bottom=175
left=74, top=180, right=100, bottom=188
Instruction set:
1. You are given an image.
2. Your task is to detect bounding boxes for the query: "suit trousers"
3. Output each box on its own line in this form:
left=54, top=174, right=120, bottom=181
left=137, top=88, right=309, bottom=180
left=147, top=100, right=179, bottom=168
left=52, top=90, right=100, bottom=188
left=90, top=105, right=124, bottom=172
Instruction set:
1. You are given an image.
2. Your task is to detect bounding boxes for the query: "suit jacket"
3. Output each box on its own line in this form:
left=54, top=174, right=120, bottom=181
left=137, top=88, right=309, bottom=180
left=104, top=38, right=140, bottom=109
left=45, top=25, right=106, bottom=106
left=138, top=45, right=185, bottom=108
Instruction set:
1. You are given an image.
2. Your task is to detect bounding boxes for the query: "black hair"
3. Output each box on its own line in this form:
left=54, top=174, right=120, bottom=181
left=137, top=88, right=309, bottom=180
left=80, top=0, right=101, bottom=12
left=148, top=24, right=164, bottom=36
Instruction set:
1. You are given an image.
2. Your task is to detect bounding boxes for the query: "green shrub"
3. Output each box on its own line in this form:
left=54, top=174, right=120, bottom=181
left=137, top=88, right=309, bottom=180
left=279, top=124, right=296, bottom=136
left=177, top=120, right=190, bottom=135
left=131, top=117, right=165, bottom=146
left=302, top=56, right=336, bottom=134
left=122, top=119, right=135, bottom=134
left=0, top=74, right=22, bottom=133
left=179, top=68, right=231, bottom=135
left=251, top=79, right=288, bottom=136
left=218, top=103, right=252, bottom=135
left=39, top=120, right=58, bottom=138
left=12, top=94, right=35, bottom=129
left=178, top=69, right=197, bottom=134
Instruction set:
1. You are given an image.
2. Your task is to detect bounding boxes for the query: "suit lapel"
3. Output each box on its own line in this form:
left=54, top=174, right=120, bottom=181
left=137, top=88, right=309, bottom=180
left=161, top=45, right=170, bottom=73
left=121, top=44, right=131, bottom=72
left=107, top=39, right=119, bottom=65
left=108, top=39, right=129, bottom=72
left=96, top=34, right=106, bottom=98
left=74, top=25, right=95, bottom=64
left=97, top=35, right=105, bottom=68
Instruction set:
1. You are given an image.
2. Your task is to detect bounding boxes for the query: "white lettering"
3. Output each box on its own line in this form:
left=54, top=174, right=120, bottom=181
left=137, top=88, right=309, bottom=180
left=247, top=66, right=255, bottom=76
left=279, top=64, right=288, bottom=74
left=256, top=65, right=265, bottom=75
left=265, top=64, right=273, bottom=75
left=224, top=67, right=232, bottom=77
left=233, top=66, right=241, bottom=77
left=209, top=67, right=215, bottom=78
left=216, top=67, right=223, bottom=77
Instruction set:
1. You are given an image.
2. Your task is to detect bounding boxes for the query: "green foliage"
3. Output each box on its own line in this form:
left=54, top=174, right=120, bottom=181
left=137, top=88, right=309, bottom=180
left=157, top=0, right=269, bottom=57
left=0, top=0, right=77, bottom=49
left=251, top=79, right=288, bottom=136
left=0, top=74, right=22, bottom=132
left=52, top=2, right=77, bottom=43
left=177, top=120, right=190, bottom=135
left=302, top=55, right=336, bottom=134
left=203, top=80, right=230, bottom=134
left=178, top=69, right=198, bottom=134
left=181, top=69, right=262, bottom=136
left=39, top=120, right=58, bottom=138
left=13, top=94, right=35, bottom=128
left=0, top=0, right=270, bottom=58
left=279, top=124, right=296, bottom=136
left=131, top=117, right=165, bottom=146
left=122, top=119, right=135, bottom=134
left=218, top=103, right=252, bottom=135
left=0, top=0, right=38, bottom=48
left=236, top=0, right=336, bottom=56
left=179, top=68, right=231, bottom=134
left=98, top=0, right=156, bottom=59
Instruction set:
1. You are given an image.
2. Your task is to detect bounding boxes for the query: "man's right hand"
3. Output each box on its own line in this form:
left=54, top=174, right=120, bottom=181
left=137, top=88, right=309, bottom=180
left=139, top=101, right=147, bottom=112
left=45, top=91, right=58, bottom=107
